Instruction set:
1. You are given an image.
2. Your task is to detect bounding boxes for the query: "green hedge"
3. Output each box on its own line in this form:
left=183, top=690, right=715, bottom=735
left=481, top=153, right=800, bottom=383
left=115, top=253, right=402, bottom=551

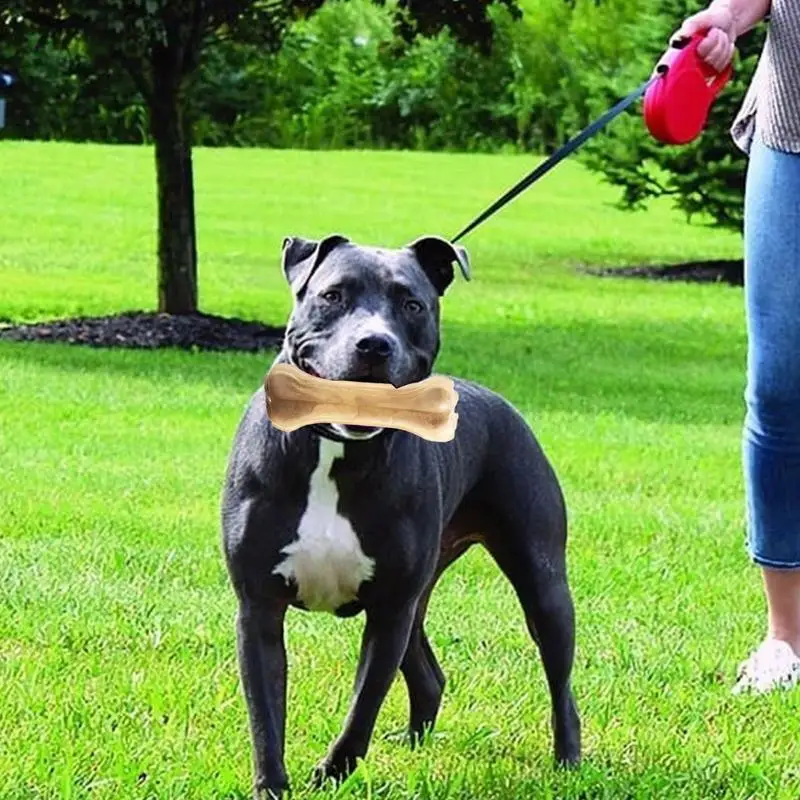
left=5, top=0, right=753, bottom=234
left=2, top=0, right=647, bottom=154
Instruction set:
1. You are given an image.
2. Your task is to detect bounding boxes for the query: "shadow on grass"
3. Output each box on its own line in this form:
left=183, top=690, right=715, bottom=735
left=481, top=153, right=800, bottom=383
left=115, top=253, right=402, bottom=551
left=580, top=259, right=744, bottom=287
left=0, top=311, right=746, bottom=427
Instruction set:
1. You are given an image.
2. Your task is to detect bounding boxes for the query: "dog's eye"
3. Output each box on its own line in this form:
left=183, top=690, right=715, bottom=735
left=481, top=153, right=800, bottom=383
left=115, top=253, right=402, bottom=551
left=405, top=299, right=424, bottom=314
left=321, top=289, right=342, bottom=304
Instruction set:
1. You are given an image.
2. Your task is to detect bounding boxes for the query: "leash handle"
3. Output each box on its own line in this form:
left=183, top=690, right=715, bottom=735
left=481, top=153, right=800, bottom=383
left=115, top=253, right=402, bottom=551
left=670, top=30, right=732, bottom=92
left=643, top=30, right=733, bottom=145
left=452, top=76, right=657, bottom=244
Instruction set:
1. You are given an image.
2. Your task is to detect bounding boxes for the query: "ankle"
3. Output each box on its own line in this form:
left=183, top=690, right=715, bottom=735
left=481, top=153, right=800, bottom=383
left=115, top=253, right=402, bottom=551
left=766, top=631, right=800, bottom=658
left=761, top=567, right=800, bottom=656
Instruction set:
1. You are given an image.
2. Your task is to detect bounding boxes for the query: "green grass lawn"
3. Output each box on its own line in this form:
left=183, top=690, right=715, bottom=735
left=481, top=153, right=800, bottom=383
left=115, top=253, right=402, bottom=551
left=2, top=141, right=798, bottom=800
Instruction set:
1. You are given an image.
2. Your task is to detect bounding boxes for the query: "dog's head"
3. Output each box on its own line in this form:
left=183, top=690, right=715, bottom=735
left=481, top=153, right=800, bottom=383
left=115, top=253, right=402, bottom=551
left=280, top=234, right=470, bottom=386
left=278, top=234, right=470, bottom=439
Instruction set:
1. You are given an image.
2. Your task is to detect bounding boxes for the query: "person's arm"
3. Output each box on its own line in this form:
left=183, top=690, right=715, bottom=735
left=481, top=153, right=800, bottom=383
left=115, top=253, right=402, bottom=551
left=677, top=0, right=771, bottom=71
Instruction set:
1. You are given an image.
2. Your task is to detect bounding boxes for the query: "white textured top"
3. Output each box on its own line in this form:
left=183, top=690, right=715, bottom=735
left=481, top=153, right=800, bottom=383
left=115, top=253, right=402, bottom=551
left=732, top=0, right=800, bottom=154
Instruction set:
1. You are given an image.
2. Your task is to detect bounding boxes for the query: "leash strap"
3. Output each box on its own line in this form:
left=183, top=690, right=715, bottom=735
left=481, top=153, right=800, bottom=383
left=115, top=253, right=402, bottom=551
left=452, top=75, right=660, bottom=244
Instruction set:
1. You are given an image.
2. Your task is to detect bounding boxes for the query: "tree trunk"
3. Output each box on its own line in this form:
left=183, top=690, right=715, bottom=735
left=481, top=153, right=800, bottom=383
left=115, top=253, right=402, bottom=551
left=149, top=81, right=198, bottom=315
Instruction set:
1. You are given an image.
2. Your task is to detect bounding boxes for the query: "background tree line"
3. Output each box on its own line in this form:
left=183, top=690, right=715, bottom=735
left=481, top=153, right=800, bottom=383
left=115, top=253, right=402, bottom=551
left=3, top=0, right=638, bottom=152
left=1, top=0, right=764, bottom=314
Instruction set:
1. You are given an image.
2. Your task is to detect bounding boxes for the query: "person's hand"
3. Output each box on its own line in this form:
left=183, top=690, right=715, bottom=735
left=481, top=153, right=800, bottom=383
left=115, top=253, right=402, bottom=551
left=675, top=3, right=738, bottom=72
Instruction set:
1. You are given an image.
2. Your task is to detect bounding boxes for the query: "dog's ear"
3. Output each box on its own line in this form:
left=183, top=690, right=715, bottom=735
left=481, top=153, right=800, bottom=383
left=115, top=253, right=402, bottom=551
left=281, top=234, right=350, bottom=294
left=407, top=235, right=471, bottom=296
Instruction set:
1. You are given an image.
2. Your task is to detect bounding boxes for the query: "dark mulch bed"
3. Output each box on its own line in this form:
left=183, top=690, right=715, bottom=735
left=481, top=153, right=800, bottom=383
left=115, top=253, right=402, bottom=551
left=579, top=259, right=744, bottom=287
left=0, top=262, right=743, bottom=354
left=0, top=311, right=286, bottom=353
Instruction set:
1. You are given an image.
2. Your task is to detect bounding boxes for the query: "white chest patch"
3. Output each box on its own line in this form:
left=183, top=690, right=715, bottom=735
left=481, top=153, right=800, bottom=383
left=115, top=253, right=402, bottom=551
left=273, top=440, right=376, bottom=612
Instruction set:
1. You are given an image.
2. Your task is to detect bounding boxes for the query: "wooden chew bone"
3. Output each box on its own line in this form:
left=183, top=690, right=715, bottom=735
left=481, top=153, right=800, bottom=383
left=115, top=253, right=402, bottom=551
left=265, top=363, right=458, bottom=442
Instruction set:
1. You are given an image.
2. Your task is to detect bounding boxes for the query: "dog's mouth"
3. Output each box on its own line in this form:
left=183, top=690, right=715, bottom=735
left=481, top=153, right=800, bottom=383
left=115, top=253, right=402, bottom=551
left=297, top=358, right=394, bottom=386
left=295, top=356, right=393, bottom=438
left=297, top=358, right=321, bottom=379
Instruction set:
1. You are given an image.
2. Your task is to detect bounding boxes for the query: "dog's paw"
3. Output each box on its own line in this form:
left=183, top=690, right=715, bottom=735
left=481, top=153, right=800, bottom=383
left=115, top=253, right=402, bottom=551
left=407, top=723, right=436, bottom=750
left=312, top=750, right=360, bottom=788
left=253, top=775, right=289, bottom=800
left=253, top=788, right=285, bottom=800
left=554, top=751, right=581, bottom=770
left=554, top=740, right=582, bottom=770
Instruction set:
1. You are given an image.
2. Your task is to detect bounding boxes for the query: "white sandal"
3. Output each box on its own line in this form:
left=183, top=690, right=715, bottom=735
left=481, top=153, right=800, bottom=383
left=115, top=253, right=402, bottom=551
left=733, top=639, right=800, bottom=695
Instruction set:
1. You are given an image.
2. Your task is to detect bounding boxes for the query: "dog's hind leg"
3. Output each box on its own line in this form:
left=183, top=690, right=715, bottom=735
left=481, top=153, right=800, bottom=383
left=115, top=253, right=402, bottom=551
left=400, top=614, right=444, bottom=746
left=492, top=540, right=581, bottom=766
left=478, top=447, right=581, bottom=766
left=400, top=534, right=476, bottom=746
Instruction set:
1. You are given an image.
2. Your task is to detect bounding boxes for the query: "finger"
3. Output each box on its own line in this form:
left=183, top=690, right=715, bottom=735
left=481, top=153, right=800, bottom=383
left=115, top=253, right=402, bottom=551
left=707, top=34, right=735, bottom=71
left=697, top=27, right=724, bottom=58
left=703, top=32, right=726, bottom=62
left=725, top=39, right=736, bottom=67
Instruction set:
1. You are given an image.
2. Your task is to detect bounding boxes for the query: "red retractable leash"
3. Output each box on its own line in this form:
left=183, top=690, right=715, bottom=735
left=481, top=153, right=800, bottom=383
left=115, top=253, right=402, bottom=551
left=452, top=30, right=733, bottom=244
left=644, top=31, right=734, bottom=144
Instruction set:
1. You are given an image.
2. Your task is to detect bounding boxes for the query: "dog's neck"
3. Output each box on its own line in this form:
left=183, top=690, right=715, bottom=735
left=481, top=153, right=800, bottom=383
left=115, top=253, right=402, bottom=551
left=310, top=422, right=385, bottom=445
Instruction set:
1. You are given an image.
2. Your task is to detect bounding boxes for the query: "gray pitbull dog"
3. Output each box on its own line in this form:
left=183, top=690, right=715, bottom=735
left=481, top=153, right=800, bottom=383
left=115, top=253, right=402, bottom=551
left=221, top=234, right=581, bottom=798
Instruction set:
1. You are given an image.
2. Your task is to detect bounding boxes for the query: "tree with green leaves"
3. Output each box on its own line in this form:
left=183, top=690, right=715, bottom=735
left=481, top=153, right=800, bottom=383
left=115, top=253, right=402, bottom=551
left=580, top=0, right=766, bottom=239
left=2, top=0, right=520, bottom=314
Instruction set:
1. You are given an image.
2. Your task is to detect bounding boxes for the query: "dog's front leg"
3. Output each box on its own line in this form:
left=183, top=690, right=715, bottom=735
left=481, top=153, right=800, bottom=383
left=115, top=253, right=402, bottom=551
left=236, top=599, right=289, bottom=799
left=314, top=601, right=418, bottom=785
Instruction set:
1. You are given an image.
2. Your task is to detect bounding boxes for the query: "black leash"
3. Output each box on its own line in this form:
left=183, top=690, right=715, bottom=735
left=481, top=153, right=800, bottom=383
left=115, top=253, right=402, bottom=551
left=451, top=75, right=660, bottom=244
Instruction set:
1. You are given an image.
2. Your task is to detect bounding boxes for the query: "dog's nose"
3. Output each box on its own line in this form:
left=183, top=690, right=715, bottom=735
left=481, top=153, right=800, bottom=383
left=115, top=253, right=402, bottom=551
left=356, top=334, right=394, bottom=363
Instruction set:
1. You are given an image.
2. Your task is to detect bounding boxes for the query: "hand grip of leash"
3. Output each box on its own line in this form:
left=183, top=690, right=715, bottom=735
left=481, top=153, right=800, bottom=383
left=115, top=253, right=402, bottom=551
left=644, top=30, right=733, bottom=145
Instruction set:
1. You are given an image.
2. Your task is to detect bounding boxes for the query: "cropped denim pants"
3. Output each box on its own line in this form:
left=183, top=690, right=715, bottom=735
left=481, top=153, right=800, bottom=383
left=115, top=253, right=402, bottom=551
left=743, top=136, right=800, bottom=569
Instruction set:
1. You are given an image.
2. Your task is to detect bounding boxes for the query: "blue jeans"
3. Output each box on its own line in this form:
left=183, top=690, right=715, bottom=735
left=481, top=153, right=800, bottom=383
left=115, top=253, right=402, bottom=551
left=743, top=136, right=800, bottom=569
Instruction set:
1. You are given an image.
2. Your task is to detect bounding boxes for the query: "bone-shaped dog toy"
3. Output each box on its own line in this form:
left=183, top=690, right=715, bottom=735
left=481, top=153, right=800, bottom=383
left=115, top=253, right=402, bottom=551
left=265, top=363, right=459, bottom=442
